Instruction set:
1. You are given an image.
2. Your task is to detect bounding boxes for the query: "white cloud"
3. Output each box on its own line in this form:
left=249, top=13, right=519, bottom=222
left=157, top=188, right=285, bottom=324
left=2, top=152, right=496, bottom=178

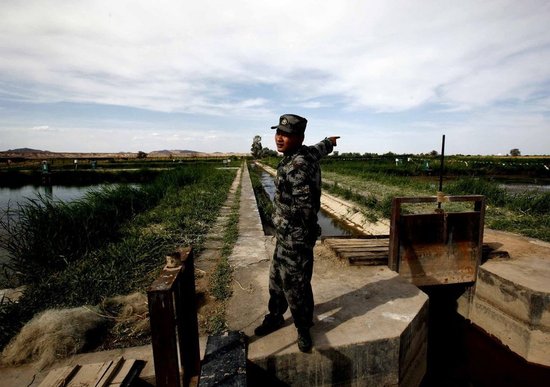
left=1, top=0, right=548, bottom=113
left=0, top=0, right=549, bottom=154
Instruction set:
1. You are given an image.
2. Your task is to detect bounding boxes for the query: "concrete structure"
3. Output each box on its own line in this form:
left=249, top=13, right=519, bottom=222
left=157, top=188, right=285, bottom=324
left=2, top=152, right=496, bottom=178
left=458, top=229, right=550, bottom=366
left=227, top=164, right=429, bottom=386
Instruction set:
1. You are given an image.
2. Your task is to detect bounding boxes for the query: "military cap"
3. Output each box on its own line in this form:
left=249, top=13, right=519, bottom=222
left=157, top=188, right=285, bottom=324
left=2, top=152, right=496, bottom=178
left=271, top=114, right=307, bottom=135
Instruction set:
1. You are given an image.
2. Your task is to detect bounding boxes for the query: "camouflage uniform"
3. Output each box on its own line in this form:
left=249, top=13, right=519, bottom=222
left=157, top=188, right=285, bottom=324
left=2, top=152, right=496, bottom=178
left=268, top=138, right=334, bottom=329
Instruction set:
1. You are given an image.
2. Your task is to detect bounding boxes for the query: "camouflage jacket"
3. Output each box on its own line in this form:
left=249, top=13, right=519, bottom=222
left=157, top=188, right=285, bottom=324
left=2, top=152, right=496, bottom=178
left=272, top=138, right=334, bottom=243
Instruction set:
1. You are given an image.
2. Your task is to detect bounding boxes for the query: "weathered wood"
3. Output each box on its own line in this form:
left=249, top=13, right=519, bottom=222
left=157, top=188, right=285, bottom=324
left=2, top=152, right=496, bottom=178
left=38, top=365, right=79, bottom=387
left=109, top=359, right=142, bottom=387
left=147, top=246, right=200, bottom=387
left=388, top=196, right=485, bottom=286
left=95, top=357, right=124, bottom=387
left=324, top=238, right=390, bottom=266
left=38, top=358, right=141, bottom=387
left=67, top=361, right=110, bottom=386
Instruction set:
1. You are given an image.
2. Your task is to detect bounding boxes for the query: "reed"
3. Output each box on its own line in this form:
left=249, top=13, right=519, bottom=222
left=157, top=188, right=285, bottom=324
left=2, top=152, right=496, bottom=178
left=0, top=164, right=237, bottom=349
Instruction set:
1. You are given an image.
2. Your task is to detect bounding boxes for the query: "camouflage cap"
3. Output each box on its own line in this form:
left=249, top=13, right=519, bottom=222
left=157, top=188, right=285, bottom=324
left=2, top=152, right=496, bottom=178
left=271, top=114, right=307, bottom=135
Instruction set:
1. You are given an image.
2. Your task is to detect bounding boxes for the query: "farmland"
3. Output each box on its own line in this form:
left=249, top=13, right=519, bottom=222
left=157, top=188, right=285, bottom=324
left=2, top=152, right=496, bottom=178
left=0, top=161, right=238, bottom=351
left=263, top=154, right=550, bottom=242
left=0, top=153, right=549, bottom=362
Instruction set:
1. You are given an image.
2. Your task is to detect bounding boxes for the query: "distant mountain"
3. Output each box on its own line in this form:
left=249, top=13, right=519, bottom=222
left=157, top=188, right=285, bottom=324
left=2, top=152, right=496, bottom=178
left=148, top=149, right=203, bottom=157
left=0, top=148, right=244, bottom=159
left=6, top=148, right=53, bottom=153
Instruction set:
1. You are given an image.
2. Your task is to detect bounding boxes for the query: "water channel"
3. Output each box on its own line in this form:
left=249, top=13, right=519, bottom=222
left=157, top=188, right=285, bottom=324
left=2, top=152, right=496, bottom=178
left=258, top=171, right=359, bottom=237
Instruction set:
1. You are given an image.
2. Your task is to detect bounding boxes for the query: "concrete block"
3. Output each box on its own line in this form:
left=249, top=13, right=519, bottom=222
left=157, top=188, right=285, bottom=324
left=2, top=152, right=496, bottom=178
left=459, top=230, right=550, bottom=367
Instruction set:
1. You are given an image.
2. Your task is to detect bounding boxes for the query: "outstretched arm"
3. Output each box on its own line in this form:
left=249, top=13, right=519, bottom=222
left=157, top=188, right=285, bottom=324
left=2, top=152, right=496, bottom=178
left=308, top=136, right=341, bottom=161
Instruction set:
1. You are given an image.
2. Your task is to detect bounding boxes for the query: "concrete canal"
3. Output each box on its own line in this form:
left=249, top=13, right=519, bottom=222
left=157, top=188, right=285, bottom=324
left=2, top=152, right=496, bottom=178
left=258, top=170, right=360, bottom=238
left=250, top=163, right=550, bottom=386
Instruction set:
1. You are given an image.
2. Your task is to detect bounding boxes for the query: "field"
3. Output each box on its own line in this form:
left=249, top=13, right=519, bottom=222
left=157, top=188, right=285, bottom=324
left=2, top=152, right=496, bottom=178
left=263, top=154, right=550, bottom=242
left=0, top=153, right=549, bottom=365
left=0, top=161, right=238, bottom=355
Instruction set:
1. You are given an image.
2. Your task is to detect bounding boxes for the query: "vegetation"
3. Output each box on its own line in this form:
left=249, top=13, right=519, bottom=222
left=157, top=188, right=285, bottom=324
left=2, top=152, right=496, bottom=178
left=0, top=164, right=237, bottom=350
left=206, top=178, right=242, bottom=334
left=262, top=155, right=550, bottom=241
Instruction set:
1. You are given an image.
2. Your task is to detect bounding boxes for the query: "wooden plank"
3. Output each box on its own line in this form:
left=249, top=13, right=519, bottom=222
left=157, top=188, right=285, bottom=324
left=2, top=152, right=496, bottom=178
left=347, top=255, right=388, bottom=260
left=95, top=357, right=124, bottom=387
left=328, top=244, right=389, bottom=250
left=67, top=362, right=108, bottom=386
left=109, top=359, right=141, bottom=387
left=325, top=237, right=390, bottom=267
left=325, top=244, right=388, bottom=250
left=339, top=249, right=389, bottom=254
left=326, top=243, right=388, bottom=247
left=321, top=234, right=389, bottom=240
left=349, top=257, right=388, bottom=266
left=325, top=238, right=389, bottom=245
left=39, top=365, right=79, bottom=387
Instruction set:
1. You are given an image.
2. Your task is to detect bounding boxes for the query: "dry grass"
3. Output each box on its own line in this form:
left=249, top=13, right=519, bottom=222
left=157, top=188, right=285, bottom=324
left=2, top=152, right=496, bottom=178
left=0, top=292, right=152, bottom=368
left=0, top=306, right=107, bottom=369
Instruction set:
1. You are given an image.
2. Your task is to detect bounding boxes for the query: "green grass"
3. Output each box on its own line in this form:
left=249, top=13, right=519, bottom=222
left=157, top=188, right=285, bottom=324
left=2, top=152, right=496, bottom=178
left=322, top=167, right=550, bottom=242
left=206, top=173, right=242, bottom=334
left=0, top=164, right=237, bottom=349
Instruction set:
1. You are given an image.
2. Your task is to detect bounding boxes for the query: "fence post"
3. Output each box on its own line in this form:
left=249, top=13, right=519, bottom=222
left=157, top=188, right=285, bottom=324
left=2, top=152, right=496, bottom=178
left=147, top=246, right=200, bottom=387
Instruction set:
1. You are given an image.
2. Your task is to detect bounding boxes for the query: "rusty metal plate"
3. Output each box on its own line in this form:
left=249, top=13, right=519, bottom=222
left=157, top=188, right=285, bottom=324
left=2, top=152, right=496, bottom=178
left=389, top=196, right=485, bottom=286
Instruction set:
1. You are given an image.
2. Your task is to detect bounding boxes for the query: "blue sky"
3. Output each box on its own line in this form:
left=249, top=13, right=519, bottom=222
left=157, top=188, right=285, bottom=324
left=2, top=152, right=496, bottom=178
left=1, top=0, right=549, bottom=155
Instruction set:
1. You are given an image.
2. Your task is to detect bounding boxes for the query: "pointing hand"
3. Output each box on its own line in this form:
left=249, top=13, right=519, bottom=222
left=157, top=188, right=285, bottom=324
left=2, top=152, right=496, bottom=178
left=328, top=136, right=340, bottom=146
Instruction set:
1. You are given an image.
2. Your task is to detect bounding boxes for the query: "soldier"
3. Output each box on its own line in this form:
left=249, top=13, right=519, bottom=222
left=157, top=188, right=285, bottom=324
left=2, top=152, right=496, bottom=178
left=254, top=114, right=339, bottom=352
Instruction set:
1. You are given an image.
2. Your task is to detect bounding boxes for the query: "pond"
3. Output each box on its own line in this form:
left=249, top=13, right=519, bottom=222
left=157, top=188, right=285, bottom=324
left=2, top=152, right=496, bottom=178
left=0, top=185, right=102, bottom=278
left=0, top=185, right=95, bottom=210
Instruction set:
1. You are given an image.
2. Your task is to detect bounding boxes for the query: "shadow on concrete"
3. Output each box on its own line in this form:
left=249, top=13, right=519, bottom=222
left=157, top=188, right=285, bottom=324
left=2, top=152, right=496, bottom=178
left=246, top=275, right=422, bottom=385
left=311, top=275, right=421, bottom=384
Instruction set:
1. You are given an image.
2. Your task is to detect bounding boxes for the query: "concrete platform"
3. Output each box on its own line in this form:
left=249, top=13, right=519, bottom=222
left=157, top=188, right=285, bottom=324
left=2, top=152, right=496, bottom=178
left=227, top=165, right=429, bottom=386
left=458, top=229, right=550, bottom=366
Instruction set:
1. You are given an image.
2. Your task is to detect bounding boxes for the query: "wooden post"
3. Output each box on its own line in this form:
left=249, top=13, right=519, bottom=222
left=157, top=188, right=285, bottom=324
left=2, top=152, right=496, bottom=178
left=176, top=248, right=201, bottom=385
left=147, top=246, right=200, bottom=387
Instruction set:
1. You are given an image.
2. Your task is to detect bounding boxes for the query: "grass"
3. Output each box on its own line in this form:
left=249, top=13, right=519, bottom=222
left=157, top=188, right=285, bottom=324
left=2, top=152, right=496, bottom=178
left=0, top=163, right=237, bottom=350
left=262, top=156, right=550, bottom=242
left=322, top=168, right=550, bottom=242
left=206, top=172, right=242, bottom=334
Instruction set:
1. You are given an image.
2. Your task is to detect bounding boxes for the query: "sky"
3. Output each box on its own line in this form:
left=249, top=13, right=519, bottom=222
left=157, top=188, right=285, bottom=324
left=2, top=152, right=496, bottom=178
left=0, top=0, right=549, bottom=155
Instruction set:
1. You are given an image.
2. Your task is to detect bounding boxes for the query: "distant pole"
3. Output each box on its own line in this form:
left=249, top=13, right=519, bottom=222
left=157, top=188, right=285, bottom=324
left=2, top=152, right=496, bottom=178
left=438, top=134, right=446, bottom=209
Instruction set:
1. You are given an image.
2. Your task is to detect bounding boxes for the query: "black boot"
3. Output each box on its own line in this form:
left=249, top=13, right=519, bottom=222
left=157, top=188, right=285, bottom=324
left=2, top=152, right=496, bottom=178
left=254, top=314, right=284, bottom=336
left=297, top=328, right=312, bottom=352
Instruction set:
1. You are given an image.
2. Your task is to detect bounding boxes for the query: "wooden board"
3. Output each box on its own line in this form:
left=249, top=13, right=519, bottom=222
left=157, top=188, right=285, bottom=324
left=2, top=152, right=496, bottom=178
left=39, top=365, right=79, bottom=387
left=39, top=357, right=141, bottom=387
left=324, top=238, right=390, bottom=266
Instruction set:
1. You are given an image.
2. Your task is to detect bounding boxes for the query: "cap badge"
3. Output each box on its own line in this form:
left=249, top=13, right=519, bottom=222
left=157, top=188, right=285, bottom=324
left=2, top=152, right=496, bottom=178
left=281, top=118, right=288, bottom=125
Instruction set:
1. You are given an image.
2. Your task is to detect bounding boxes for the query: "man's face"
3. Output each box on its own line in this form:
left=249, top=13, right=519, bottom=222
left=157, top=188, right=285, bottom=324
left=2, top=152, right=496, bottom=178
left=275, top=130, right=303, bottom=154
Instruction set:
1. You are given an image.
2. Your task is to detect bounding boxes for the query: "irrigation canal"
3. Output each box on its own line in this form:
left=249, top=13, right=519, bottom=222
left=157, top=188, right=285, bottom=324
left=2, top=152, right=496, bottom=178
left=258, top=170, right=360, bottom=237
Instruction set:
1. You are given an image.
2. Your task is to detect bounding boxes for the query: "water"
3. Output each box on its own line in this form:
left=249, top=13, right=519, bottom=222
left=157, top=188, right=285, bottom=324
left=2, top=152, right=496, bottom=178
left=0, top=185, right=94, bottom=210
left=499, top=183, right=550, bottom=194
left=0, top=185, right=98, bottom=276
left=259, top=171, right=357, bottom=237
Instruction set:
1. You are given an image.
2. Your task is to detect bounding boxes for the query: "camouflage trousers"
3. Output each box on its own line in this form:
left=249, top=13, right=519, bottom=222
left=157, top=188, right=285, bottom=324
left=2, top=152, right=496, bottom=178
left=268, top=237, right=314, bottom=329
